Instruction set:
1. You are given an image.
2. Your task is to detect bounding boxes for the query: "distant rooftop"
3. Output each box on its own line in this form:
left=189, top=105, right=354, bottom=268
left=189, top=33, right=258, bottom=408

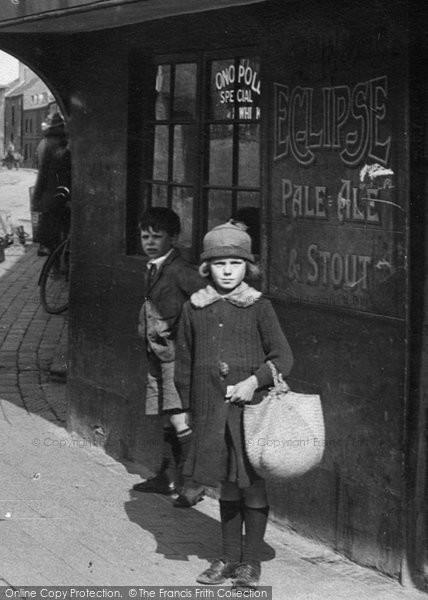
left=5, top=64, right=54, bottom=109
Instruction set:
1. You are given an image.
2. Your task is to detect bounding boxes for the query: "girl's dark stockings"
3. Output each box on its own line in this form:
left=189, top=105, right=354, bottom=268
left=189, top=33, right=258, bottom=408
left=242, top=505, right=269, bottom=566
left=220, top=499, right=244, bottom=562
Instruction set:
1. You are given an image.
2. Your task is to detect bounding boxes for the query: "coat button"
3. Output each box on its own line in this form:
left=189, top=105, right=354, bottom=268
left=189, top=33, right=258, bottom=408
left=218, top=361, right=229, bottom=378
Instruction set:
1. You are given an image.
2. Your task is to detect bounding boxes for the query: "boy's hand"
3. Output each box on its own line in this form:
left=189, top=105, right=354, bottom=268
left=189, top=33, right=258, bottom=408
left=227, top=375, right=258, bottom=406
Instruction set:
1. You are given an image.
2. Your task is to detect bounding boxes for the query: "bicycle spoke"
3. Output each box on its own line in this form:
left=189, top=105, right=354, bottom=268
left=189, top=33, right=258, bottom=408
left=40, top=240, right=70, bottom=314
left=44, top=273, right=68, bottom=308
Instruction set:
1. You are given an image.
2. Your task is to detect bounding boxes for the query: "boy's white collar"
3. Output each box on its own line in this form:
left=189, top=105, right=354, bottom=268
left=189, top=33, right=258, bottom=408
left=191, top=282, right=262, bottom=308
left=147, top=247, right=174, bottom=269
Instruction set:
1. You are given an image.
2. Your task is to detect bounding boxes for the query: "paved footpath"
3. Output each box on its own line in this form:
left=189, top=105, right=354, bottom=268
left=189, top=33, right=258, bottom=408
left=0, top=244, right=426, bottom=599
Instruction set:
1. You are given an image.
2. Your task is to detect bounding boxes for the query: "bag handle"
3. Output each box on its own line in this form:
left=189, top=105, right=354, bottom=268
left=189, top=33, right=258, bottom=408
left=267, top=360, right=290, bottom=393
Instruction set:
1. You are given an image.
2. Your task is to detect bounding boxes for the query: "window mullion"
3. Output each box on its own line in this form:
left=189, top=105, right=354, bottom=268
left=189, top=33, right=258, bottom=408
left=230, top=57, right=241, bottom=216
left=200, top=55, right=211, bottom=236
left=166, top=64, right=176, bottom=207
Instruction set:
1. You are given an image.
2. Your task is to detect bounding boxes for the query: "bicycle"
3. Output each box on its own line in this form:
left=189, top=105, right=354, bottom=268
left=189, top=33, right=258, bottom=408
left=38, top=186, right=71, bottom=314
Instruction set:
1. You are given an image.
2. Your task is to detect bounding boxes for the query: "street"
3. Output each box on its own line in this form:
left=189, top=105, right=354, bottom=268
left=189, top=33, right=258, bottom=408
left=0, top=216, right=426, bottom=596
left=0, top=167, right=37, bottom=241
left=0, top=169, right=424, bottom=599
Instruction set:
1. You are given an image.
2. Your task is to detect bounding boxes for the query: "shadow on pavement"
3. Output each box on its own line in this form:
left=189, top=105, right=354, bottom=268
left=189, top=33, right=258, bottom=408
left=124, top=486, right=276, bottom=566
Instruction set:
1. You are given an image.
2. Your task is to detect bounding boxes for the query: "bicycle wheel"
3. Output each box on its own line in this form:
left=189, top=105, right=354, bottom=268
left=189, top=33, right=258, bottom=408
left=39, top=239, right=70, bottom=314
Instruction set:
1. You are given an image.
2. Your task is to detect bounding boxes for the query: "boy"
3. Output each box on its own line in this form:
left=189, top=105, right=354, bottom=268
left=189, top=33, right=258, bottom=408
left=133, top=207, right=204, bottom=506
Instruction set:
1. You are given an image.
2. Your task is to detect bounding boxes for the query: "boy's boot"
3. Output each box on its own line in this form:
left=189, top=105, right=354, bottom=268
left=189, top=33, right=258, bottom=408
left=233, top=505, right=269, bottom=588
left=173, top=427, right=204, bottom=507
left=133, top=427, right=178, bottom=494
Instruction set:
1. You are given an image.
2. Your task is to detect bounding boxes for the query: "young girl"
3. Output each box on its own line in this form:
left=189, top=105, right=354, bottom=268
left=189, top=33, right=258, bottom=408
left=175, top=221, right=293, bottom=588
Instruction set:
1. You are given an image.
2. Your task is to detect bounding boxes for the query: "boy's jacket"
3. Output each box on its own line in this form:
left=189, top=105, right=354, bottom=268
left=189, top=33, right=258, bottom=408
left=138, top=248, right=203, bottom=362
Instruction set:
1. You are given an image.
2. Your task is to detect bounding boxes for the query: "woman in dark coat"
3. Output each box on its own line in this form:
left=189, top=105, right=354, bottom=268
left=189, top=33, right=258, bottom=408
left=32, top=113, right=71, bottom=255
left=175, top=221, right=293, bottom=589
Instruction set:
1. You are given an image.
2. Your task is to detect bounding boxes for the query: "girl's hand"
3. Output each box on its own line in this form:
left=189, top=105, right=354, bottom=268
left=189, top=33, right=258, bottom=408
left=228, top=375, right=258, bottom=406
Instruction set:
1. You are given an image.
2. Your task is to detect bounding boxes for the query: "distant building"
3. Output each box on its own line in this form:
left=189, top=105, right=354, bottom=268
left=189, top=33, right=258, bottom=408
left=23, top=81, right=58, bottom=168
left=4, top=62, right=57, bottom=166
left=3, top=87, right=22, bottom=155
left=0, top=83, right=7, bottom=154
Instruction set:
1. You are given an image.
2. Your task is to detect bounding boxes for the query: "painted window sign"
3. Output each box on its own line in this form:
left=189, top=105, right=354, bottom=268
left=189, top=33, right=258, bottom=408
left=273, top=76, right=391, bottom=167
left=271, top=74, right=404, bottom=318
left=211, top=58, right=261, bottom=121
left=206, top=57, right=261, bottom=235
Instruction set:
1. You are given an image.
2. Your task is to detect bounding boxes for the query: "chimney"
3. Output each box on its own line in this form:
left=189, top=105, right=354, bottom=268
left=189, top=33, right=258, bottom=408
left=18, top=61, right=30, bottom=83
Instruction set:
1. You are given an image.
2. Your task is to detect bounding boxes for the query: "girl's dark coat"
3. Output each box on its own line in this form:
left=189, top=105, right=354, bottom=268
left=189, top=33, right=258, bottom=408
left=175, top=294, right=294, bottom=487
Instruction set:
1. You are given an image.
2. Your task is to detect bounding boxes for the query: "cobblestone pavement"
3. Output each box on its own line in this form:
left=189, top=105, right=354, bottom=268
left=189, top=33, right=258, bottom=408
left=0, top=243, right=67, bottom=422
left=0, top=244, right=426, bottom=599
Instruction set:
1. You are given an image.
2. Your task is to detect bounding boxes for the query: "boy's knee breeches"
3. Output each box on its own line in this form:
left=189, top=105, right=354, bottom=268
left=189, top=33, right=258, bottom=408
left=145, top=353, right=183, bottom=415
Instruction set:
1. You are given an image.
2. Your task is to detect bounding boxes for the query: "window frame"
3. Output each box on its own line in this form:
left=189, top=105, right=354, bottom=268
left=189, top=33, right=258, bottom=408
left=127, top=46, right=262, bottom=260
left=201, top=49, right=262, bottom=241
left=145, top=55, right=202, bottom=255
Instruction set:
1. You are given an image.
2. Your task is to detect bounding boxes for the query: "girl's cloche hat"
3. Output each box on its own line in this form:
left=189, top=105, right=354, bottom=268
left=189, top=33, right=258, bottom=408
left=200, top=220, right=254, bottom=263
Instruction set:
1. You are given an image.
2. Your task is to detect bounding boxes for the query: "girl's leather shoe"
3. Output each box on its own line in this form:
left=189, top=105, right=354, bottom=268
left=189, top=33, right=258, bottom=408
left=173, top=491, right=204, bottom=508
left=232, top=562, right=261, bottom=588
left=196, top=559, right=239, bottom=584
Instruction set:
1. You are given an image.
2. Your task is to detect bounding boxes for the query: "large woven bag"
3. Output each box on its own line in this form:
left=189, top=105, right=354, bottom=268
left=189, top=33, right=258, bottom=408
left=244, top=361, right=325, bottom=479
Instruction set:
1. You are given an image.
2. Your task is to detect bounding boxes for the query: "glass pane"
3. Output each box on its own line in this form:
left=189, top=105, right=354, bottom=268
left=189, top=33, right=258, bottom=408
left=238, top=124, right=260, bottom=186
left=172, top=187, right=193, bottom=248
left=207, top=189, right=232, bottom=230
left=152, top=184, right=168, bottom=207
left=173, top=124, right=198, bottom=184
left=210, top=59, right=235, bottom=120
left=174, top=63, right=197, bottom=119
left=237, top=191, right=260, bottom=210
left=155, top=65, right=170, bottom=120
left=153, top=125, right=169, bottom=180
left=235, top=197, right=260, bottom=255
left=209, top=124, right=233, bottom=185
left=210, top=57, right=261, bottom=121
left=141, top=184, right=151, bottom=214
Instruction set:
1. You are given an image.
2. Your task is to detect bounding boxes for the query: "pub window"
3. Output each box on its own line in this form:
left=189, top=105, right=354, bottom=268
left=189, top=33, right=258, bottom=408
left=149, top=61, right=198, bottom=249
left=205, top=56, right=261, bottom=252
left=128, top=52, right=261, bottom=259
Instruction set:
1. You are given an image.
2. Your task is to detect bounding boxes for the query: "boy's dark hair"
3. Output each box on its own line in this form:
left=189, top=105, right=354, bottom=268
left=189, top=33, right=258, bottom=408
left=139, top=207, right=181, bottom=237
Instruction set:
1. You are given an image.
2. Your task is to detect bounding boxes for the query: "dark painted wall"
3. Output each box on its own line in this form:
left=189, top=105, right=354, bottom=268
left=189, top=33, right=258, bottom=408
left=406, top=8, right=428, bottom=586
left=0, top=0, right=414, bottom=580
left=263, top=0, right=408, bottom=578
left=271, top=305, right=406, bottom=575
